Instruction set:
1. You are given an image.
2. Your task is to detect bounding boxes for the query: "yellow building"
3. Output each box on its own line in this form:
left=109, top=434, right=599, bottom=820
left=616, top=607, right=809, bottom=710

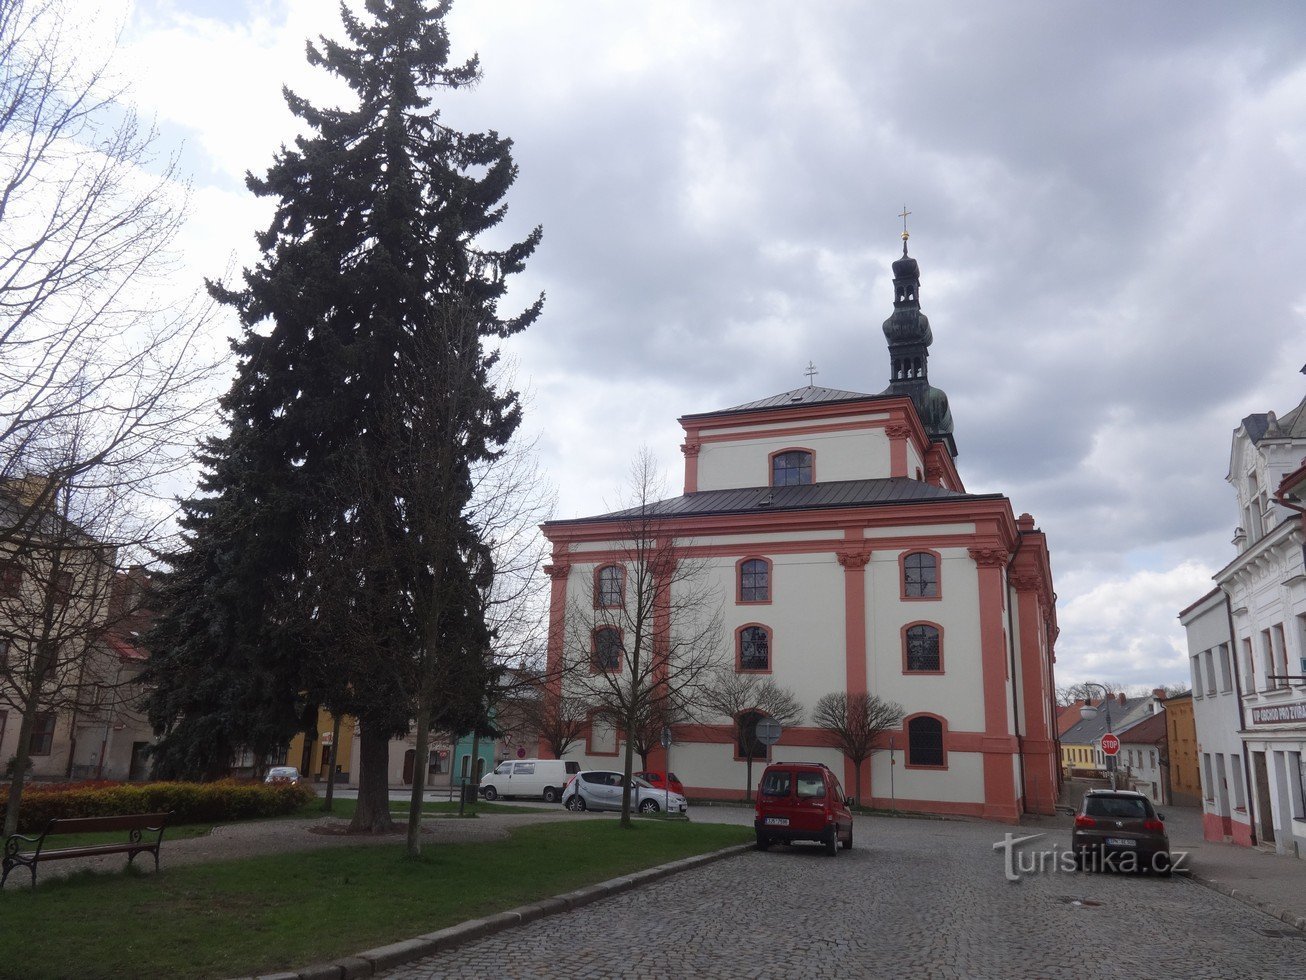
left=1163, top=692, right=1201, bottom=804
left=287, top=708, right=354, bottom=784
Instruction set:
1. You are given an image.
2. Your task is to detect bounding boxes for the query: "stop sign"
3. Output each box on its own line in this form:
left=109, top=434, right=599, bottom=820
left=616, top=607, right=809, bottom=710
left=1100, top=733, right=1120, bottom=756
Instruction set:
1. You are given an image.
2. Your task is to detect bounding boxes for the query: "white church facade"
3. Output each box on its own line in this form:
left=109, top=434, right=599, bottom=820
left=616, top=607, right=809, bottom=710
left=540, top=241, right=1061, bottom=822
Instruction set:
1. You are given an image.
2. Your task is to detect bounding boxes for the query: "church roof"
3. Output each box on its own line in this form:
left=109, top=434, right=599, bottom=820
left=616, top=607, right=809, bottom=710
left=548, top=477, right=997, bottom=526
left=684, top=385, right=883, bottom=418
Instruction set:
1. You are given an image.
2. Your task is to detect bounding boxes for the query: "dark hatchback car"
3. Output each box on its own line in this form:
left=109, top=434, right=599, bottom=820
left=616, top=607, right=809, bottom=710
left=754, top=761, right=853, bottom=855
left=1072, top=789, right=1171, bottom=874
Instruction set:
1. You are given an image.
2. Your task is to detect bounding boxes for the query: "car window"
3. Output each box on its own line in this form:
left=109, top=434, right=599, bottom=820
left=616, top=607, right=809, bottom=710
left=668, top=773, right=679, bottom=782
left=760, top=770, right=791, bottom=797
left=1084, top=796, right=1149, bottom=819
left=513, top=762, right=535, bottom=775
left=494, top=762, right=512, bottom=775
left=606, top=772, right=625, bottom=786
left=632, top=777, right=653, bottom=788
left=795, top=772, right=827, bottom=798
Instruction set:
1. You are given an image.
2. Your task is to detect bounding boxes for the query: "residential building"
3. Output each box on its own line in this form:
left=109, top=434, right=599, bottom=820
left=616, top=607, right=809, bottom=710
left=1058, top=693, right=1166, bottom=783
left=539, top=240, right=1061, bottom=822
left=1162, top=690, right=1201, bottom=805
left=1117, top=710, right=1168, bottom=804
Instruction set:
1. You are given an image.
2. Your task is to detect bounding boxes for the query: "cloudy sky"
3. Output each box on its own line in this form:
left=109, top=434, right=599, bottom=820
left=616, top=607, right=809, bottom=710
left=85, top=1, right=1306, bottom=688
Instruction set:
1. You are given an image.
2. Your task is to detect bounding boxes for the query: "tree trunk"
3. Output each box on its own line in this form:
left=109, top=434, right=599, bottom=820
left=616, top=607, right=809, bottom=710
left=349, top=723, right=394, bottom=833
left=854, top=756, right=863, bottom=808
left=2, top=703, right=39, bottom=837
left=745, top=753, right=755, bottom=803
left=405, top=704, right=430, bottom=857
left=322, top=714, right=342, bottom=812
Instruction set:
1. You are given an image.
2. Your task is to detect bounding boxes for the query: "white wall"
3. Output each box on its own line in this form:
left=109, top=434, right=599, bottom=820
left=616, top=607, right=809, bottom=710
left=696, top=424, right=893, bottom=491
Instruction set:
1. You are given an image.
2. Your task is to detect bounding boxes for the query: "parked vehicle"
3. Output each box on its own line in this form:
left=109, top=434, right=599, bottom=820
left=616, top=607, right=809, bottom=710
left=635, top=770, right=685, bottom=795
left=479, top=759, right=580, bottom=803
left=1071, top=789, right=1171, bottom=874
left=264, top=766, right=303, bottom=785
left=753, top=761, right=853, bottom=855
left=562, top=770, right=689, bottom=815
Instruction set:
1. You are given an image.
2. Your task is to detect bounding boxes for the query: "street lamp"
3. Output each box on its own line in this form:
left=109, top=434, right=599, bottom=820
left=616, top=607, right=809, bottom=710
left=1078, top=682, right=1115, bottom=790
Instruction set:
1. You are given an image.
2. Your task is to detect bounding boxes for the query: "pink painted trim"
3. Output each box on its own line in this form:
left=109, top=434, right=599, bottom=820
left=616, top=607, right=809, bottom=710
left=735, top=556, right=773, bottom=605
left=735, top=623, right=773, bottom=674
left=898, top=548, right=942, bottom=601
left=902, top=712, right=949, bottom=770
left=768, top=447, right=816, bottom=488
left=901, top=620, right=945, bottom=675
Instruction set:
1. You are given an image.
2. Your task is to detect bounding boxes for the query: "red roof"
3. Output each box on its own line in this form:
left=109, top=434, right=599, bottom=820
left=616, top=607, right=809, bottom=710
left=1119, top=710, right=1167, bottom=745
left=106, top=635, right=148, bottom=662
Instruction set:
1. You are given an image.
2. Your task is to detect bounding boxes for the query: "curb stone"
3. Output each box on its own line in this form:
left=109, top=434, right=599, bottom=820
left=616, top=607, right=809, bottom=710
left=240, top=842, right=752, bottom=979
left=1186, top=872, right=1306, bottom=933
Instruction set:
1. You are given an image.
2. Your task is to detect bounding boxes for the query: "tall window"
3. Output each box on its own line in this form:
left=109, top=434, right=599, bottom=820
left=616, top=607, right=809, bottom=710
left=739, top=559, right=770, bottom=602
left=904, top=624, right=941, bottom=672
left=907, top=716, right=944, bottom=767
left=0, top=561, right=20, bottom=597
left=593, top=627, right=621, bottom=671
left=28, top=711, right=55, bottom=756
left=770, top=450, right=812, bottom=487
left=738, top=626, right=770, bottom=671
left=595, top=565, right=623, bottom=608
left=902, top=552, right=938, bottom=597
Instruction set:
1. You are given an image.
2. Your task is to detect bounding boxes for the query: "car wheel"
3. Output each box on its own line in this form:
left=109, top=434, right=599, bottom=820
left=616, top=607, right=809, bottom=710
left=639, top=799, right=659, bottom=814
left=565, top=795, right=585, bottom=812
left=824, top=825, right=838, bottom=856
left=542, top=786, right=559, bottom=804
left=842, top=826, right=853, bottom=850
left=481, top=786, right=498, bottom=802
left=755, top=834, right=771, bottom=851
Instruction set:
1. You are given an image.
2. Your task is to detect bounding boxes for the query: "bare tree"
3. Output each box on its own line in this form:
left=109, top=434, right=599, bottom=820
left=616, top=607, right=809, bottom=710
left=700, top=668, right=804, bottom=802
left=1055, top=682, right=1131, bottom=707
left=514, top=689, right=589, bottom=760
left=811, top=691, right=904, bottom=806
left=561, top=450, right=726, bottom=826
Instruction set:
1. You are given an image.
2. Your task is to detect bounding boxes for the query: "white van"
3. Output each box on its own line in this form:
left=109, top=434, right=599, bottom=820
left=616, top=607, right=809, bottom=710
left=479, top=758, right=580, bottom=803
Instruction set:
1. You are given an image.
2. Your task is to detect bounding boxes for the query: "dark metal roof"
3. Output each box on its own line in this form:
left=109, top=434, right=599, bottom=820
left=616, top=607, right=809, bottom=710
left=547, top=477, right=998, bottom=527
left=683, top=385, right=886, bottom=419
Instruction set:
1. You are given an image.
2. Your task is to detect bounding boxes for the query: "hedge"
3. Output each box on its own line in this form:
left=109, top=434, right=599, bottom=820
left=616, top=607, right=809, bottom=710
left=0, top=779, right=317, bottom=833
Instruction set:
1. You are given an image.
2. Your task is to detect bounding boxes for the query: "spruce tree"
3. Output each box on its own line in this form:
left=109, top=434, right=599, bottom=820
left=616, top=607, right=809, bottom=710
left=146, top=0, right=541, bottom=834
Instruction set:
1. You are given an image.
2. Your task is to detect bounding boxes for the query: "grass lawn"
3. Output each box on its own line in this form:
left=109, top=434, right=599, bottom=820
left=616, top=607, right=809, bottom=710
left=0, top=819, right=750, bottom=979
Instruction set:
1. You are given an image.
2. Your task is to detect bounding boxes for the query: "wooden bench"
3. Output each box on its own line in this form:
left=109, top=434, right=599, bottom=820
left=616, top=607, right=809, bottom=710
left=2, top=812, right=171, bottom=889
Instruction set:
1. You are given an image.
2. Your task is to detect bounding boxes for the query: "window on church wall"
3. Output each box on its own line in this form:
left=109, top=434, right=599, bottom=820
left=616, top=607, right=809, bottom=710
left=738, top=558, right=770, bottom=603
left=592, top=627, right=622, bottom=672
left=736, top=709, right=770, bottom=761
left=594, top=565, right=623, bottom=608
left=737, top=625, right=771, bottom=672
left=903, top=624, right=942, bottom=673
left=901, top=551, right=939, bottom=598
left=28, top=711, right=55, bottom=756
left=906, top=715, right=945, bottom=768
left=0, top=561, right=20, bottom=597
left=770, top=450, right=813, bottom=487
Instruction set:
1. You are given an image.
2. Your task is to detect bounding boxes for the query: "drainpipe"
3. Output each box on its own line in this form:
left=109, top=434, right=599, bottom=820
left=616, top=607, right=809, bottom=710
left=1005, top=533, right=1027, bottom=813
left=1224, top=589, right=1258, bottom=845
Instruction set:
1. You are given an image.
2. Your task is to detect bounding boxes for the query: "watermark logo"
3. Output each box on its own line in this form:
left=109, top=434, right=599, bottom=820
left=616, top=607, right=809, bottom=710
left=992, top=832, right=1187, bottom=881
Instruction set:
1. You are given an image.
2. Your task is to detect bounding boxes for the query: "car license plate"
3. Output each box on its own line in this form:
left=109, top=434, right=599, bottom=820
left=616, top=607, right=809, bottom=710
left=764, top=817, right=789, bottom=826
left=1105, top=837, right=1137, bottom=846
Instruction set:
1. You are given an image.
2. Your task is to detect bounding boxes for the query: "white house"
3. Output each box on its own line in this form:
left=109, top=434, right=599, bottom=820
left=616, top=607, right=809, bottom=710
left=539, top=241, right=1061, bottom=822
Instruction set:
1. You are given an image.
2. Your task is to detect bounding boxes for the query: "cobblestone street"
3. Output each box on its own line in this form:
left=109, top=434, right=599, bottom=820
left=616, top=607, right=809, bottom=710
left=381, top=811, right=1305, bottom=980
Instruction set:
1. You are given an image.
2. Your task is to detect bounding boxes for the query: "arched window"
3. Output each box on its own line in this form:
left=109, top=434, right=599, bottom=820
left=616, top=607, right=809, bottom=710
left=903, top=624, right=942, bottom=673
left=595, top=565, right=623, bottom=608
left=770, top=450, right=813, bottom=487
left=906, top=715, right=945, bottom=768
left=736, top=709, right=769, bottom=760
left=739, top=558, right=770, bottom=602
left=902, top=551, right=938, bottom=597
left=738, top=625, right=770, bottom=671
left=592, top=627, right=622, bottom=672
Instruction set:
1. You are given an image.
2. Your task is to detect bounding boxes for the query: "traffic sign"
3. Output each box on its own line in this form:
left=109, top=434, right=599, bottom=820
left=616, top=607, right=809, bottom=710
left=320, top=731, right=333, bottom=746
left=1100, top=733, right=1120, bottom=756
left=754, top=717, right=783, bottom=746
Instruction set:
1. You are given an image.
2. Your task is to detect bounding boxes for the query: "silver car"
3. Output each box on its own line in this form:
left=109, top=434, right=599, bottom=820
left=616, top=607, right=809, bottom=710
left=562, top=770, right=688, bottom=815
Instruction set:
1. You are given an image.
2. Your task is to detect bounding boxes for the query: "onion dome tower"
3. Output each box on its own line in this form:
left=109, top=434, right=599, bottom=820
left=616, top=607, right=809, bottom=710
left=880, top=220, right=957, bottom=457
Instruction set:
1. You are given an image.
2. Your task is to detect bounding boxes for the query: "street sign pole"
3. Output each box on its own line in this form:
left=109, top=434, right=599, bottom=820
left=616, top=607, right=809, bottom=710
left=660, top=726, right=672, bottom=813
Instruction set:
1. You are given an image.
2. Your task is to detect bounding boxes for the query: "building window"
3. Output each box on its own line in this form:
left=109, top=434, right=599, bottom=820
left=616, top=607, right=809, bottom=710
left=770, top=450, right=813, bottom=487
left=902, top=551, right=939, bottom=598
left=903, top=623, right=942, bottom=673
left=1202, top=753, right=1214, bottom=801
left=595, top=565, right=623, bottom=608
left=736, top=710, right=770, bottom=760
left=592, top=627, right=621, bottom=672
left=28, top=711, right=55, bottom=756
left=906, top=715, right=945, bottom=768
left=53, top=570, right=73, bottom=605
left=738, top=625, right=771, bottom=672
left=738, top=558, right=770, bottom=603
left=1231, top=756, right=1246, bottom=809
left=0, top=561, right=20, bottom=597
left=1190, top=654, right=1203, bottom=698
left=1204, top=649, right=1216, bottom=696
left=1218, top=644, right=1233, bottom=693
left=1241, top=638, right=1255, bottom=691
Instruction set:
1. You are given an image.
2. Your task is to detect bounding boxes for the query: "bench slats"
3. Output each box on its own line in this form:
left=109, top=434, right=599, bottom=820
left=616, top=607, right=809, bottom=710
left=2, top=811, right=172, bottom=889
left=44, top=813, right=171, bottom=835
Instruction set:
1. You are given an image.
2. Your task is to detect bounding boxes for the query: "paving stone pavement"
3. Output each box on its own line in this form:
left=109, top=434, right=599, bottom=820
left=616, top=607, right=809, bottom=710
left=379, top=810, right=1306, bottom=980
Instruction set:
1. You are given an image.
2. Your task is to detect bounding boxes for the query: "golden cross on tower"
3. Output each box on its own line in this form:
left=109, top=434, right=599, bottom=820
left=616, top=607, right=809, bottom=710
left=804, top=361, right=819, bottom=387
left=899, top=205, right=911, bottom=241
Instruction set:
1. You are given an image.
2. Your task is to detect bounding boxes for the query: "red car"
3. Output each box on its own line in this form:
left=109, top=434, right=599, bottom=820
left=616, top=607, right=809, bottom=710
left=753, top=761, right=853, bottom=855
left=635, top=771, right=685, bottom=795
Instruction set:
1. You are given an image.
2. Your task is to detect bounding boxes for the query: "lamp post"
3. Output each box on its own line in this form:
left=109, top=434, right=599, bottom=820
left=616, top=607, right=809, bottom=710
left=1078, top=683, right=1115, bottom=790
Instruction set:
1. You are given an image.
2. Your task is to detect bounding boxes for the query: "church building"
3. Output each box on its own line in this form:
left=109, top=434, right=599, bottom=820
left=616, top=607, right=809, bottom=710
left=540, top=235, right=1061, bottom=822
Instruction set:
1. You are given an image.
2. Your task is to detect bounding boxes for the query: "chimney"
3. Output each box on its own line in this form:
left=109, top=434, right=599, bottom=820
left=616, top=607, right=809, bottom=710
left=1116, top=692, right=1126, bottom=705
left=1152, top=688, right=1166, bottom=701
